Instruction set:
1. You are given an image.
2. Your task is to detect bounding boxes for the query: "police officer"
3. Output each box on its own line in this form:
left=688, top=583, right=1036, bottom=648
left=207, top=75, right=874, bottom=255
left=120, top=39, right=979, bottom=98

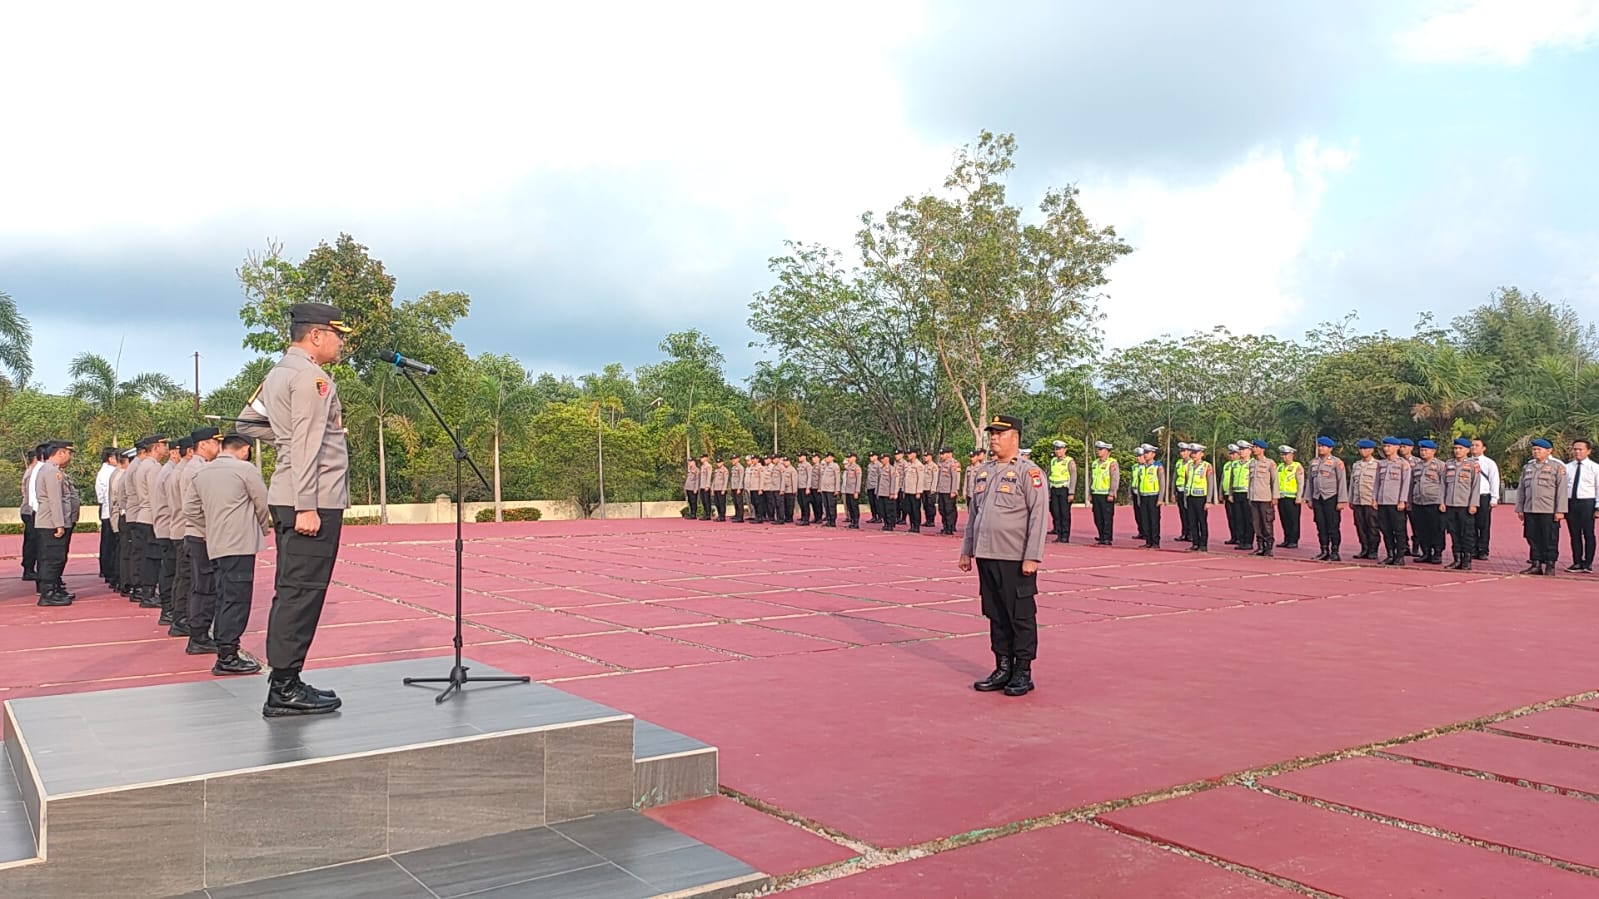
left=1349, top=439, right=1381, bottom=559
left=880, top=450, right=902, bottom=531
left=763, top=455, right=781, bottom=523
left=151, top=436, right=183, bottom=616
left=936, top=448, right=961, bottom=535
left=1376, top=437, right=1411, bottom=566
left=1397, top=438, right=1419, bottom=555
left=32, top=442, right=77, bottom=606
left=1089, top=441, right=1118, bottom=545
left=795, top=453, right=813, bottom=525
left=1132, top=445, right=1165, bottom=548
left=1129, top=446, right=1149, bottom=543
left=901, top=450, right=924, bottom=534
left=94, top=446, right=119, bottom=585
left=819, top=452, right=840, bottom=527
left=1441, top=438, right=1482, bottom=570
left=696, top=455, right=713, bottom=521
left=108, top=448, right=132, bottom=591
left=1046, top=440, right=1076, bottom=544
left=1185, top=444, right=1217, bottom=552
left=779, top=456, right=797, bottom=523
left=683, top=460, right=699, bottom=520
left=174, top=428, right=220, bottom=648
left=1276, top=446, right=1305, bottom=549
left=186, top=433, right=272, bottom=675
left=236, top=302, right=352, bottom=717
left=728, top=454, right=746, bottom=523
left=129, top=435, right=169, bottom=607
left=1410, top=439, right=1448, bottom=564
left=1246, top=441, right=1279, bottom=556
left=1173, top=443, right=1193, bottom=543
left=961, top=415, right=1048, bottom=697
left=865, top=453, right=881, bottom=523
left=1469, top=438, right=1499, bottom=560
left=164, top=437, right=198, bottom=637
left=710, top=458, right=728, bottom=521
left=1308, top=437, right=1349, bottom=561
left=842, top=453, right=862, bottom=528
left=1226, top=444, right=1255, bottom=549
left=1516, top=438, right=1568, bottom=575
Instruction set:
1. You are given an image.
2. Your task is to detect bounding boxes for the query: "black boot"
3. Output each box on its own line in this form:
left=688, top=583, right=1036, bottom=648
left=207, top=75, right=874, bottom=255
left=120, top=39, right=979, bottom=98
left=1328, top=547, right=1342, bottom=562
left=213, top=647, right=262, bottom=676
left=1316, top=545, right=1329, bottom=561
left=168, top=616, right=190, bottom=638
left=138, top=588, right=162, bottom=609
left=1456, top=554, right=1472, bottom=571
left=36, top=590, right=72, bottom=607
left=1520, top=562, right=1541, bottom=575
left=1003, top=660, right=1035, bottom=697
left=974, top=655, right=1014, bottom=692
left=263, top=673, right=342, bottom=717
left=185, top=635, right=219, bottom=655
left=159, top=608, right=173, bottom=626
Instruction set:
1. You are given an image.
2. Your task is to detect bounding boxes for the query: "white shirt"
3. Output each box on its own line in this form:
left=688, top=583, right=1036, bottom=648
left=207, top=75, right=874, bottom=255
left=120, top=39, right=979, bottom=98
left=1566, top=458, right=1599, bottom=501
left=25, top=464, right=42, bottom=510
left=94, top=461, right=117, bottom=519
left=1471, top=453, right=1500, bottom=504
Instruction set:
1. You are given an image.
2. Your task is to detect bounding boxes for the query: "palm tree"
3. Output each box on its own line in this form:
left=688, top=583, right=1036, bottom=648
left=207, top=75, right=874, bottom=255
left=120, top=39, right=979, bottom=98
left=1503, top=355, right=1599, bottom=446
left=68, top=351, right=179, bottom=445
left=749, top=361, right=804, bottom=454
left=0, top=290, right=33, bottom=388
left=464, top=354, right=540, bottom=522
left=1397, top=342, right=1495, bottom=436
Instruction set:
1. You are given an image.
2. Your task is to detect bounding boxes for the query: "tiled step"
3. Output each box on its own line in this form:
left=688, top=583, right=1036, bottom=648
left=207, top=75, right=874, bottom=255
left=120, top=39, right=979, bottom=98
left=634, top=721, right=718, bottom=809
left=0, top=741, right=38, bottom=868
left=0, top=657, right=724, bottom=897
left=177, top=810, right=769, bottom=899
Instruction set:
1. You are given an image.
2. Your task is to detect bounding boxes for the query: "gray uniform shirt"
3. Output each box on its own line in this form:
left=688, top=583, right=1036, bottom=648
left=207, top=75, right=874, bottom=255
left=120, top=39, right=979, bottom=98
left=236, top=345, right=350, bottom=511
left=1246, top=457, right=1280, bottom=502
left=819, top=462, right=840, bottom=492
left=843, top=462, right=861, bottom=495
left=176, top=458, right=206, bottom=538
left=961, top=458, right=1049, bottom=562
left=1410, top=458, right=1447, bottom=505
left=1442, top=458, right=1482, bottom=507
left=186, top=455, right=272, bottom=558
left=1516, top=458, right=1569, bottom=515
left=711, top=466, right=728, bottom=491
left=1350, top=458, right=1379, bottom=505
left=125, top=456, right=153, bottom=524
left=696, top=463, right=712, bottom=491
left=18, top=464, right=35, bottom=517
left=33, top=461, right=70, bottom=530
left=1308, top=456, right=1349, bottom=502
left=683, top=466, right=697, bottom=492
left=152, top=460, right=178, bottom=540
left=1375, top=457, right=1411, bottom=505
left=795, top=461, right=812, bottom=492
left=781, top=466, right=796, bottom=494
left=729, top=464, right=744, bottom=491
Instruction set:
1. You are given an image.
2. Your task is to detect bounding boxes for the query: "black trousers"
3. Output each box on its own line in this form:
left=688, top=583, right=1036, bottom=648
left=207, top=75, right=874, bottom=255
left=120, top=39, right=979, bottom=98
left=1229, top=496, right=1255, bottom=544
left=1312, top=497, right=1342, bottom=549
left=976, top=557, right=1038, bottom=662
left=731, top=489, right=745, bottom=521
left=781, top=493, right=795, bottom=522
left=797, top=489, right=811, bottom=522
left=117, top=517, right=132, bottom=589
left=1444, top=506, right=1476, bottom=558
left=267, top=506, right=342, bottom=673
left=186, top=537, right=217, bottom=637
left=697, top=489, right=711, bottom=519
left=172, top=536, right=193, bottom=620
left=685, top=489, right=699, bottom=519
left=1524, top=513, right=1560, bottom=564
left=1414, top=504, right=1444, bottom=554
left=1353, top=505, right=1380, bottom=553
left=131, top=523, right=157, bottom=591
left=1048, top=487, right=1072, bottom=540
left=1251, top=501, right=1276, bottom=550
left=845, top=493, right=860, bottom=526
left=20, top=513, right=37, bottom=575
left=157, top=537, right=178, bottom=608
left=1091, top=495, right=1114, bottom=542
left=1567, top=499, right=1596, bottom=566
left=712, top=491, right=726, bottom=520
left=938, top=493, right=957, bottom=533
left=1137, top=495, right=1160, bottom=544
left=35, top=528, right=67, bottom=595
left=881, top=493, right=898, bottom=527
left=767, top=491, right=780, bottom=521
left=1131, top=493, right=1146, bottom=538
left=1278, top=498, right=1302, bottom=545
left=922, top=492, right=937, bottom=526
left=212, top=553, right=257, bottom=650
left=821, top=492, right=837, bottom=525
left=867, top=489, right=878, bottom=521
left=99, top=519, right=117, bottom=580
left=1379, top=505, right=1407, bottom=556
left=1187, top=495, right=1210, bottom=547
left=1176, top=491, right=1191, bottom=538
left=1473, top=495, right=1493, bottom=556
left=901, top=493, right=921, bottom=531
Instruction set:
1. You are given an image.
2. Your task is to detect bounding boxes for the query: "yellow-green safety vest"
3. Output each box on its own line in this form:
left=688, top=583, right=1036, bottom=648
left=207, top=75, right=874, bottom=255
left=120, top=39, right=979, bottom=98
left=1138, top=463, right=1160, bottom=495
left=1190, top=461, right=1210, bottom=495
left=1091, top=459, right=1113, bottom=493
left=1278, top=461, right=1302, bottom=497
left=1048, top=456, right=1074, bottom=487
left=1175, top=459, right=1191, bottom=492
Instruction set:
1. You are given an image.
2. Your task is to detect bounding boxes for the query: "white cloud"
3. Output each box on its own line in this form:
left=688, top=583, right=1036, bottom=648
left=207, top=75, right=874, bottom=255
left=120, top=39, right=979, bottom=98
left=1397, top=0, right=1599, bottom=64
left=1072, top=140, right=1355, bottom=348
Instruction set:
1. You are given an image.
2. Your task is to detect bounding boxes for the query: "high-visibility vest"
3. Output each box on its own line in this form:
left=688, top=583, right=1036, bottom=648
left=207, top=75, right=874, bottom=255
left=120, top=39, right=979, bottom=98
left=1189, top=462, right=1210, bottom=495
left=1278, top=461, right=1302, bottom=497
left=1138, top=463, right=1160, bottom=495
left=1048, top=456, right=1073, bottom=487
left=1091, top=459, right=1113, bottom=493
left=1174, top=460, right=1190, bottom=492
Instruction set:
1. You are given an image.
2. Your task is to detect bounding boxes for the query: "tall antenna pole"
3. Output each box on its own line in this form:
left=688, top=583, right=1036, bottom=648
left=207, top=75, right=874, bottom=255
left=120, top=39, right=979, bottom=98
left=193, top=351, right=201, bottom=413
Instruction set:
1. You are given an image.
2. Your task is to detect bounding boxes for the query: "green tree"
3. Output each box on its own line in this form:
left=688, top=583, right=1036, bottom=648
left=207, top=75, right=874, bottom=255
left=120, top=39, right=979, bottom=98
left=1502, top=355, right=1599, bottom=448
left=464, top=353, right=540, bottom=521
left=67, top=352, right=180, bottom=445
left=529, top=400, right=654, bottom=517
left=1397, top=340, right=1496, bottom=437
left=237, top=234, right=397, bottom=360
left=0, top=290, right=33, bottom=388
left=859, top=131, right=1130, bottom=445
left=1452, top=286, right=1595, bottom=387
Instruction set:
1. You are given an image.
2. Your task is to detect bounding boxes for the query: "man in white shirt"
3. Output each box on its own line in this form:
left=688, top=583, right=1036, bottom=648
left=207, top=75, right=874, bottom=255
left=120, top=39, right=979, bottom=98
left=94, top=447, right=120, bottom=586
left=1565, top=438, right=1598, bottom=572
left=1470, top=438, right=1500, bottom=560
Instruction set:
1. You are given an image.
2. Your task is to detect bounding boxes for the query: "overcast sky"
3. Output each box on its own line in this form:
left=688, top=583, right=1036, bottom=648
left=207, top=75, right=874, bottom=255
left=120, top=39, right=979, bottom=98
left=3, top=0, right=1595, bottom=395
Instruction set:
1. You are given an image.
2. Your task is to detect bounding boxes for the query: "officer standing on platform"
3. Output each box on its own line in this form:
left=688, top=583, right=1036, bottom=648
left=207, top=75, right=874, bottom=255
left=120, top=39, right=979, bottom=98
left=1410, top=440, right=1448, bottom=564
left=961, top=415, right=1049, bottom=698
left=1185, top=444, right=1216, bottom=551
left=1307, top=437, right=1348, bottom=561
left=1516, top=438, right=1568, bottom=575
left=1089, top=441, right=1118, bottom=545
left=1275, top=446, right=1305, bottom=549
left=1046, top=440, right=1076, bottom=544
left=1350, top=439, right=1381, bottom=559
left=235, top=302, right=352, bottom=717
left=1376, top=437, right=1411, bottom=565
left=1441, top=437, right=1482, bottom=570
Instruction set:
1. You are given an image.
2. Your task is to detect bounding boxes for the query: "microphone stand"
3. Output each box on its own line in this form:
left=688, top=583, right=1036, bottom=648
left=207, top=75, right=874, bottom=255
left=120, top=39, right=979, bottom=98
left=395, top=364, right=530, bottom=703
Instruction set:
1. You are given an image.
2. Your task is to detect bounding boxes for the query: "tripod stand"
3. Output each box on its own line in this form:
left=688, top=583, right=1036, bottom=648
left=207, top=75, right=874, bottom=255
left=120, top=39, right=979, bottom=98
left=395, top=365, right=530, bottom=704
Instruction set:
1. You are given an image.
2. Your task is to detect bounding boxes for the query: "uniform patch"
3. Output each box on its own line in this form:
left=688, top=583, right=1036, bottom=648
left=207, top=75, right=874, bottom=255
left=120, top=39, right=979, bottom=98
left=1031, top=470, right=1043, bottom=489
left=998, top=483, right=1013, bottom=493
left=315, top=378, right=329, bottom=397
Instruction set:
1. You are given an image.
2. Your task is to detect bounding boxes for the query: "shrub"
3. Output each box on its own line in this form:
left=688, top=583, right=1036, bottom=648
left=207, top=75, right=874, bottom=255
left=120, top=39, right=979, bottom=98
left=343, top=515, right=382, bottom=526
left=475, top=506, right=542, bottom=523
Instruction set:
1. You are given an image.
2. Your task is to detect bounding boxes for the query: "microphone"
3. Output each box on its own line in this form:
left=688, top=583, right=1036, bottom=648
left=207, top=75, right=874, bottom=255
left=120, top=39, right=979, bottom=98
left=387, top=351, right=438, bottom=375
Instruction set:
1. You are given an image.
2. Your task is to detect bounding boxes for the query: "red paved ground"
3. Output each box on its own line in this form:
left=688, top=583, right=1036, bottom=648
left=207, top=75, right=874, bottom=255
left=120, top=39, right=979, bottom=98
left=2, top=505, right=1597, bottom=895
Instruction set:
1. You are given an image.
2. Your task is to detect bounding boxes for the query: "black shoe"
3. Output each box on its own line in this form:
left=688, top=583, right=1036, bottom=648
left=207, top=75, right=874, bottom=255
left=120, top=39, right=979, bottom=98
left=36, top=591, right=72, bottom=607
left=1328, top=551, right=1341, bottom=562
left=139, top=592, right=162, bottom=609
left=1316, top=547, right=1329, bottom=561
left=1003, top=663, right=1035, bottom=697
left=22, top=571, right=36, bottom=582
left=1281, top=542, right=1298, bottom=549
left=1444, top=553, right=1462, bottom=570
left=1473, top=552, right=1489, bottom=561
left=1456, top=555, right=1472, bottom=571
left=1520, top=563, right=1540, bottom=575
left=186, top=636, right=219, bottom=655
left=1567, top=563, right=1585, bottom=572
left=1419, top=552, right=1441, bottom=565
left=159, top=609, right=173, bottom=626
left=974, top=655, right=1013, bottom=692
left=848, top=524, right=859, bottom=530
left=1223, top=539, right=1236, bottom=545
left=168, top=619, right=190, bottom=638
left=58, top=589, right=76, bottom=600
left=263, top=678, right=342, bottom=717
left=213, top=649, right=262, bottom=676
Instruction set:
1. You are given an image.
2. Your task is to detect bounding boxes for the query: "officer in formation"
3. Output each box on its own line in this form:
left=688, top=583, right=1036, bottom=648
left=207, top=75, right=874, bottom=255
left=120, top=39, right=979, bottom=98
left=1409, top=440, right=1448, bottom=564
left=1088, top=441, right=1118, bottom=544
left=1245, top=440, right=1280, bottom=556
left=1307, top=437, right=1349, bottom=560
left=184, top=433, right=272, bottom=675
left=236, top=302, right=353, bottom=718
left=1046, top=440, right=1076, bottom=543
left=1275, top=446, right=1305, bottom=549
left=1567, top=438, right=1599, bottom=572
left=94, top=446, right=119, bottom=586
left=1470, top=438, right=1499, bottom=559
left=1222, top=443, right=1254, bottom=549
left=29, top=441, right=79, bottom=606
left=960, top=415, right=1049, bottom=697
left=1516, top=438, right=1568, bottom=575
left=1374, top=436, right=1411, bottom=565
left=1441, top=437, right=1483, bottom=570
left=19, top=444, right=44, bottom=582
left=1130, top=444, right=1165, bottom=548
left=1181, top=444, right=1217, bottom=551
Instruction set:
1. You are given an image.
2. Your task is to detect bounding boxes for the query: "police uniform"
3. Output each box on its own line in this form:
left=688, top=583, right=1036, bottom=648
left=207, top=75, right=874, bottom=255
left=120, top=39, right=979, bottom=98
left=174, top=430, right=219, bottom=646
left=1375, top=438, right=1412, bottom=565
left=127, top=436, right=169, bottom=605
left=711, top=461, right=728, bottom=521
left=683, top=463, right=700, bottom=520
left=1246, top=442, right=1280, bottom=556
left=1225, top=444, right=1255, bottom=548
left=764, top=457, right=781, bottom=524
left=1441, top=438, right=1483, bottom=570
left=151, top=444, right=182, bottom=613
left=880, top=453, right=903, bottom=530
left=1046, top=441, right=1076, bottom=543
left=780, top=458, right=797, bottom=523
left=963, top=415, right=1049, bottom=697
left=1397, top=439, right=1419, bottom=554
left=163, top=437, right=197, bottom=634
left=696, top=458, right=714, bottom=520
left=235, top=302, right=352, bottom=716
left=866, top=456, right=881, bottom=523
left=728, top=458, right=746, bottom=522
left=818, top=455, right=840, bottom=526
left=187, top=434, right=272, bottom=674
left=1275, top=447, right=1305, bottom=549
left=1349, top=440, right=1381, bottom=558
left=94, top=448, right=119, bottom=584
left=1409, top=441, right=1448, bottom=563
left=1173, top=445, right=1193, bottom=542
left=900, top=453, right=924, bottom=533
left=1088, top=443, right=1118, bottom=545
left=1132, top=447, right=1165, bottom=548
left=31, top=443, right=76, bottom=606
left=842, top=456, right=862, bottom=528
left=795, top=456, right=813, bottom=525
left=1516, top=439, right=1569, bottom=574
left=937, top=450, right=961, bottom=535
left=113, top=448, right=136, bottom=592
left=1307, top=437, right=1349, bottom=560
left=1185, top=446, right=1217, bottom=551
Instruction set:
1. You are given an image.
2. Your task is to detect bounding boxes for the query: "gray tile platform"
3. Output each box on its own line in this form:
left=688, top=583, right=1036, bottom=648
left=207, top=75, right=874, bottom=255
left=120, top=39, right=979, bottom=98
left=634, top=721, right=719, bottom=810
left=178, top=810, right=769, bottom=899
left=0, top=743, right=37, bottom=866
